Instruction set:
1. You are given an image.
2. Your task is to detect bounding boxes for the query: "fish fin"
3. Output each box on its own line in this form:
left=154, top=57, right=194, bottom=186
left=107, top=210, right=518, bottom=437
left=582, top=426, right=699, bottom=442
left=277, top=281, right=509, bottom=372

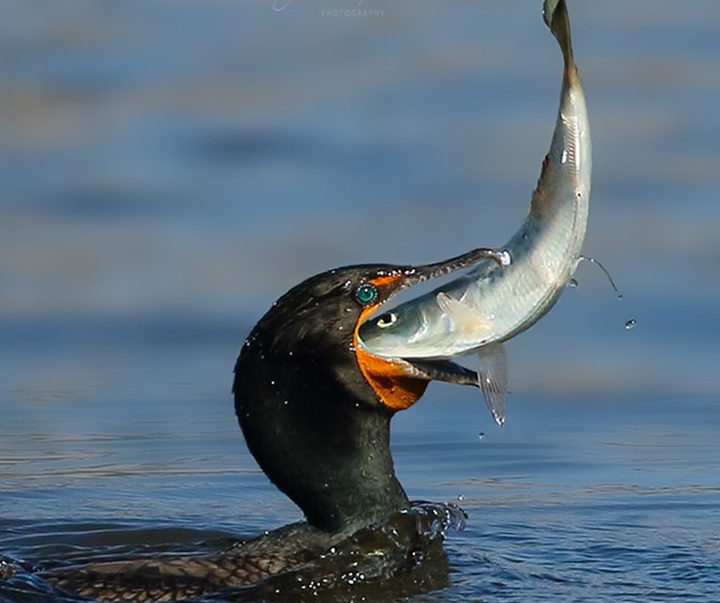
left=436, top=292, right=493, bottom=335
left=477, top=344, right=507, bottom=427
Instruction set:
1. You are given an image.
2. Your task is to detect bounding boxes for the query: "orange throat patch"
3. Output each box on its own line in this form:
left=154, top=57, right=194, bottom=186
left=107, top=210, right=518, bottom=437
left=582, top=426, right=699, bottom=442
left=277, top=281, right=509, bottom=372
left=353, top=290, right=429, bottom=411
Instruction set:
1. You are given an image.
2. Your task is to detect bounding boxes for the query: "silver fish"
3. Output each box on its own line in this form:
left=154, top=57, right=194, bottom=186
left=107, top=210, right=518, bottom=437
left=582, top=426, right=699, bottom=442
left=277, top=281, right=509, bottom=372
left=358, top=0, right=590, bottom=426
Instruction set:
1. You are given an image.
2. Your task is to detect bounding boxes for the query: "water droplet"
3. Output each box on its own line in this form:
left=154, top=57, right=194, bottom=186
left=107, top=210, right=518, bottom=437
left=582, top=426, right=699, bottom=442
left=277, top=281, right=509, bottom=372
left=568, top=278, right=579, bottom=288
left=478, top=432, right=485, bottom=441
left=579, top=255, right=622, bottom=299
left=0, top=561, right=16, bottom=580
left=624, top=319, right=636, bottom=330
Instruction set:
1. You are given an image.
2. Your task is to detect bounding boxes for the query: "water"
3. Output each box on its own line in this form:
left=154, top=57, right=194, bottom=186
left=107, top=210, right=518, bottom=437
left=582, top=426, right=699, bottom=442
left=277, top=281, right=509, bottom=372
left=2, top=0, right=720, bottom=601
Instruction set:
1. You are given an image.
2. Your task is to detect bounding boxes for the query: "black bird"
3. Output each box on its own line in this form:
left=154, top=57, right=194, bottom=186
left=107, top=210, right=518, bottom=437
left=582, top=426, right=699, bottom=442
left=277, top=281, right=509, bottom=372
left=42, top=248, right=497, bottom=602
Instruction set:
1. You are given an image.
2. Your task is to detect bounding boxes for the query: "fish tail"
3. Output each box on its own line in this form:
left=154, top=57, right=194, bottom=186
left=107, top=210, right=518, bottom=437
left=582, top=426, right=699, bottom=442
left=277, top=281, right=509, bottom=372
left=543, top=0, right=576, bottom=76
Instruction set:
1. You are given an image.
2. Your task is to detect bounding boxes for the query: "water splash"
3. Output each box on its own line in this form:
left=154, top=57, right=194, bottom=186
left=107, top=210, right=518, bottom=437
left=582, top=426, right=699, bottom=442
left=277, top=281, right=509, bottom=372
left=406, top=501, right=467, bottom=538
left=578, top=255, right=623, bottom=300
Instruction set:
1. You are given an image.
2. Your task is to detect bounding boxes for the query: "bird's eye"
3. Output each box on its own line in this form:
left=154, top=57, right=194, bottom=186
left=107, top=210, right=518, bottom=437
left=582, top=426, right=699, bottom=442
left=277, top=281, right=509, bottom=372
left=376, top=312, right=397, bottom=328
left=355, top=283, right=378, bottom=306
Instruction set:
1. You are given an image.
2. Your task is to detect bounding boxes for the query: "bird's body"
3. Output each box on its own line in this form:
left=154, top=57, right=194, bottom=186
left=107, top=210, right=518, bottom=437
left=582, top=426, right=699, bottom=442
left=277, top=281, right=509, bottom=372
left=43, top=250, right=495, bottom=601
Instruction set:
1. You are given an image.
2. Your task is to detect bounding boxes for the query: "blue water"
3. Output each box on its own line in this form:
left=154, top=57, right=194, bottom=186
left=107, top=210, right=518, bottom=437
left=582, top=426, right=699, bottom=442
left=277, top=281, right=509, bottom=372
left=1, top=0, right=719, bottom=601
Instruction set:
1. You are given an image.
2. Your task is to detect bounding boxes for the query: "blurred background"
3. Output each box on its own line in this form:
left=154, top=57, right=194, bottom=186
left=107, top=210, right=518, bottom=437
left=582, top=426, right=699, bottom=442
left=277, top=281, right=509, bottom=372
left=1, top=0, right=719, bottom=517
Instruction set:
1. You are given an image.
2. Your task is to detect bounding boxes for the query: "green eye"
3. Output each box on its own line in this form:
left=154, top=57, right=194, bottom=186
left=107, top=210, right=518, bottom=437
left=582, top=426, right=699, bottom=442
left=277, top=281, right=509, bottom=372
left=355, top=283, right=378, bottom=306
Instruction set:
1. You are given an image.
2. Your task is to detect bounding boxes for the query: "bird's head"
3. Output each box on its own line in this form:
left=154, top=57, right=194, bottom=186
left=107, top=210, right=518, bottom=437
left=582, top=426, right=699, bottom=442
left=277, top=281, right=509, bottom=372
left=233, top=248, right=494, bottom=533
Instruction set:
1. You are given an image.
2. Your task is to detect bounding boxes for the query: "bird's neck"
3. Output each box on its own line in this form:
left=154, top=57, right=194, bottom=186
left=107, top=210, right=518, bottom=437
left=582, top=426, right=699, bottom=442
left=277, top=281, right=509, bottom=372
left=236, top=364, right=409, bottom=535
left=295, top=404, right=409, bottom=536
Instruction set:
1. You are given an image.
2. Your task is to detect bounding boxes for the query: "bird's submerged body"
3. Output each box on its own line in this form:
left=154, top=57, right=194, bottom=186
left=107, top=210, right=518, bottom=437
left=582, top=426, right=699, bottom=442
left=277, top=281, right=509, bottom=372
left=45, top=508, right=461, bottom=602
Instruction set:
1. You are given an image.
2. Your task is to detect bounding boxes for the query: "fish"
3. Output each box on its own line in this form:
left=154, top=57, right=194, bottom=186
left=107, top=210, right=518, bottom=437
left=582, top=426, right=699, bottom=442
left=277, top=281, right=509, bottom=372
left=357, top=0, right=591, bottom=426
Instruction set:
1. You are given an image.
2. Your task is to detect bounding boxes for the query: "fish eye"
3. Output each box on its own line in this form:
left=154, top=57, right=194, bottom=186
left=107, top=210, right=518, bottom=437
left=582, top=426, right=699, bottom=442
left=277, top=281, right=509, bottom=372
left=376, top=312, right=397, bottom=328
left=355, top=283, right=378, bottom=306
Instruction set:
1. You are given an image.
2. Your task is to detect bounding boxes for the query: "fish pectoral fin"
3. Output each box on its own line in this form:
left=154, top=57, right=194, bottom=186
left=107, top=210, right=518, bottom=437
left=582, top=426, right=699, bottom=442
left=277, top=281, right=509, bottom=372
left=476, top=343, right=508, bottom=428
left=436, top=292, right=493, bottom=335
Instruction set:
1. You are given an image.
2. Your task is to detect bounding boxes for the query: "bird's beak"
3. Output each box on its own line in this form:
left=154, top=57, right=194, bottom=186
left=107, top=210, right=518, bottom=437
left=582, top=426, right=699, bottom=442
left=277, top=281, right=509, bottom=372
left=394, top=247, right=503, bottom=292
